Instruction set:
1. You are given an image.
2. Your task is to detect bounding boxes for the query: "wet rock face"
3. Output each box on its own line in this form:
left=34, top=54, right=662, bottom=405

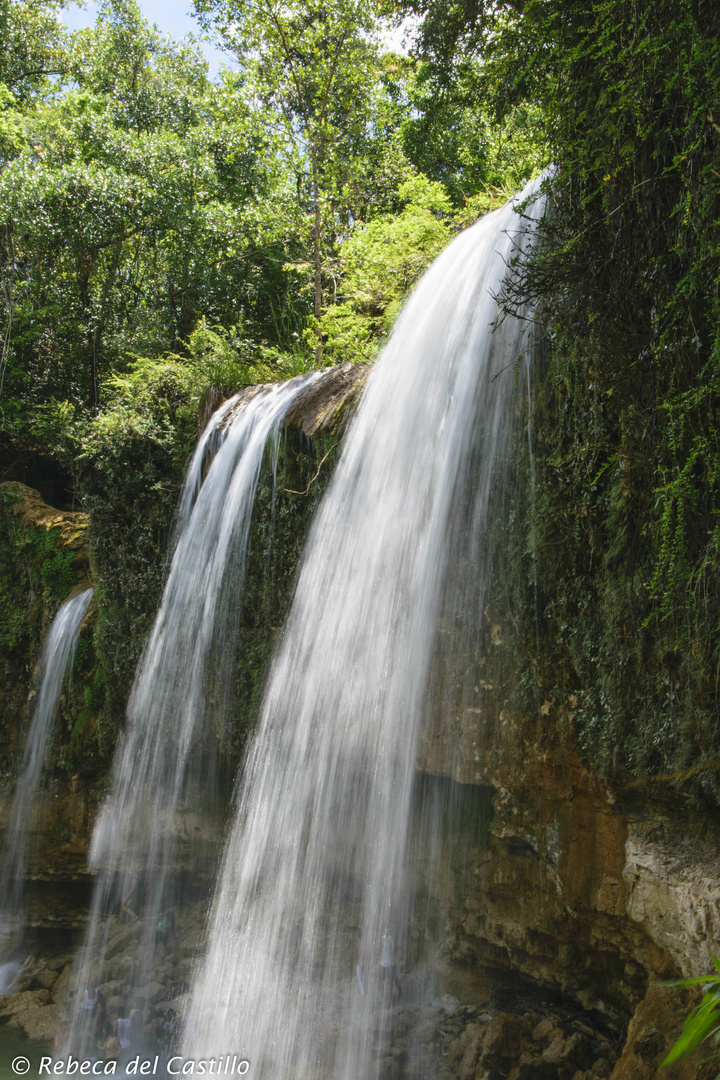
left=426, top=726, right=720, bottom=991
left=1, top=374, right=716, bottom=1077
left=199, top=362, right=369, bottom=440
left=282, top=361, right=370, bottom=437
left=0, top=917, right=712, bottom=1078
left=366, top=997, right=715, bottom=1080
left=415, top=655, right=720, bottom=1075
left=0, top=901, right=209, bottom=1048
left=361, top=1001, right=619, bottom=1080
left=0, top=784, right=98, bottom=891
left=444, top=1008, right=616, bottom=1080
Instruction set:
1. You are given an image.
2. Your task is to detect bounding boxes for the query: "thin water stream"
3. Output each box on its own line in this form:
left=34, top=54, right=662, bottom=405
left=0, top=587, right=93, bottom=958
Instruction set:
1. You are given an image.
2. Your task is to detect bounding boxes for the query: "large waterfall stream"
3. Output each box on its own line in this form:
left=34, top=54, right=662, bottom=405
left=60, top=178, right=546, bottom=1073
left=184, top=180, right=546, bottom=1078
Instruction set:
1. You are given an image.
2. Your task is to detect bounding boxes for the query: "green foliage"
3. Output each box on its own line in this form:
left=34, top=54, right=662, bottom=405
left=0, top=0, right=305, bottom=419
left=185, top=321, right=315, bottom=387
left=0, top=484, right=93, bottom=777
left=194, top=0, right=386, bottom=359
left=659, top=956, right=720, bottom=1072
left=395, top=0, right=720, bottom=797
left=1, top=0, right=548, bottom=435
left=0, top=0, right=69, bottom=101
left=317, top=304, right=376, bottom=365
left=88, top=356, right=201, bottom=465
left=321, top=173, right=452, bottom=359
left=401, top=56, right=548, bottom=207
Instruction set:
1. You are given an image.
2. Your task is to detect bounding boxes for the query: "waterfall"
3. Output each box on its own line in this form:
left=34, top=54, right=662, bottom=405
left=0, top=586, right=93, bottom=953
left=185, top=179, right=547, bottom=1077
left=69, top=373, right=319, bottom=1029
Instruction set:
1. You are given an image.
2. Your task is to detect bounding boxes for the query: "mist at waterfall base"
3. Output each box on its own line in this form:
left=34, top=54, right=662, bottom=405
left=183, top=178, right=547, bottom=1078
left=0, top=587, right=93, bottom=982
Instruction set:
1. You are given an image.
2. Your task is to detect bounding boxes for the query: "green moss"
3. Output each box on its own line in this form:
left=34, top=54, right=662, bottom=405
left=67, top=373, right=342, bottom=777
left=0, top=489, right=78, bottom=651
left=82, top=663, right=105, bottom=711
left=490, top=335, right=720, bottom=806
left=220, top=428, right=340, bottom=761
left=0, top=486, right=93, bottom=774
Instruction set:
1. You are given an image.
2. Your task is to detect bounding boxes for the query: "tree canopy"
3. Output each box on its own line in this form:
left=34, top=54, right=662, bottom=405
left=0, top=0, right=544, bottom=432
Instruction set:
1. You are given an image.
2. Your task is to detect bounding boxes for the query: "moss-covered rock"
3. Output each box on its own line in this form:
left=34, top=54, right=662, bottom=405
left=0, top=482, right=93, bottom=773
left=68, top=364, right=367, bottom=780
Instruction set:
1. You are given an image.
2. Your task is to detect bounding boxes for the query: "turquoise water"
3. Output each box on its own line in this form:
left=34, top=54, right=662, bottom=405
left=0, top=1026, right=52, bottom=1080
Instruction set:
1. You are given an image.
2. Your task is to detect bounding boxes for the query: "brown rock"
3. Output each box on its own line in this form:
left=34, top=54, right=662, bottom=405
left=610, top=985, right=717, bottom=1080
left=532, top=1017, right=557, bottom=1044
left=34, top=970, right=58, bottom=991
left=480, top=1013, right=527, bottom=1072
left=3, top=482, right=89, bottom=553
left=448, top=1022, right=484, bottom=1069
left=105, top=922, right=142, bottom=960
left=541, top=1033, right=567, bottom=1066
left=19, top=1003, right=65, bottom=1041
left=135, top=981, right=165, bottom=1005
left=458, top=1036, right=484, bottom=1080
left=563, top=1033, right=593, bottom=1070
left=282, top=362, right=369, bottom=438
left=0, top=989, right=51, bottom=1018
left=51, top=965, right=73, bottom=1006
left=200, top=363, right=368, bottom=445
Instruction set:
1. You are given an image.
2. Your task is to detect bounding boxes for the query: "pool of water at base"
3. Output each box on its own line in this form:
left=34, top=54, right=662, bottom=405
left=0, top=1025, right=52, bottom=1080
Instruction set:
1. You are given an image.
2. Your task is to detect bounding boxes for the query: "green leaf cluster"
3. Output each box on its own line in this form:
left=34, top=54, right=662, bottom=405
left=660, top=955, right=720, bottom=1073
left=321, top=174, right=453, bottom=360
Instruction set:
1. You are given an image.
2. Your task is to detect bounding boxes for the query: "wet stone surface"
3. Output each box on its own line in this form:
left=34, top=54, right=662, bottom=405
left=360, top=999, right=620, bottom=1080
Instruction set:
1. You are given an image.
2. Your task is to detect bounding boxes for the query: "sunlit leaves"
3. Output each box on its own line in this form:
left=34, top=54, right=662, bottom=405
left=321, top=173, right=451, bottom=359
left=0, top=0, right=69, bottom=100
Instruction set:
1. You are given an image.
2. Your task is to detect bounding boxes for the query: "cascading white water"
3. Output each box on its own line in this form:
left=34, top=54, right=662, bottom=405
left=185, top=179, right=547, bottom=1078
left=0, top=586, right=93, bottom=947
left=70, top=373, right=319, bottom=1029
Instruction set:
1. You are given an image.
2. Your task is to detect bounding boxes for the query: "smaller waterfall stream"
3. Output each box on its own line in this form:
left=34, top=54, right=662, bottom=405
left=70, top=373, right=319, bottom=1038
left=0, top=587, right=93, bottom=958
